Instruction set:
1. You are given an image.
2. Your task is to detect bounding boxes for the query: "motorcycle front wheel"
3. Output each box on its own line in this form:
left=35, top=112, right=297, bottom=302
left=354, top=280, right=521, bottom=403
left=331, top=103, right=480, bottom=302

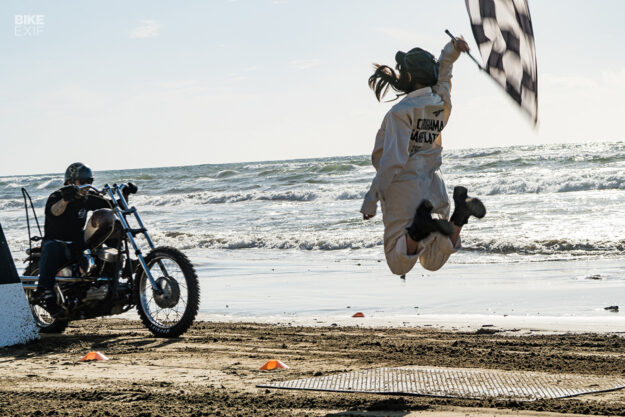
left=134, top=246, right=200, bottom=338
left=23, top=264, right=70, bottom=334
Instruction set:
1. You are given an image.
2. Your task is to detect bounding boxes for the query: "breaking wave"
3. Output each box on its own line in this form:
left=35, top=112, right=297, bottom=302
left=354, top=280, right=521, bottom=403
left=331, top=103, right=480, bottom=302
left=0, top=199, right=25, bottom=210
left=215, top=170, right=239, bottom=178
left=256, top=191, right=317, bottom=201
left=137, top=190, right=325, bottom=206
left=336, top=191, right=365, bottom=200
left=149, top=231, right=625, bottom=258
left=474, top=174, right=625, bottom=195
left=463, top=238, right=625, bottom=257
left=156, top=231, right=383, bottom=251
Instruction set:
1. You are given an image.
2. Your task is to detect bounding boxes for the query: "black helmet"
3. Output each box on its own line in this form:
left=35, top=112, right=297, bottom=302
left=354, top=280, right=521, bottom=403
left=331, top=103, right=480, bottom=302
left=64, top=162, right=93, bottom=185
left=395, top=47, right=439, bottom=87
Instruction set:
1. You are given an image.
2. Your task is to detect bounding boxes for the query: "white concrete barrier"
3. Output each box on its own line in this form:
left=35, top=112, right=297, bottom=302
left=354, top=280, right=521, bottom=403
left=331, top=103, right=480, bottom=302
left=0, top=224, right=39, bottom=347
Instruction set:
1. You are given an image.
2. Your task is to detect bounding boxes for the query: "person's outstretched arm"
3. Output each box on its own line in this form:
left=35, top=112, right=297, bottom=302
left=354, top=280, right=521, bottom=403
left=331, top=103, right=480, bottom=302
left=432, top=39, right=468, bottom=104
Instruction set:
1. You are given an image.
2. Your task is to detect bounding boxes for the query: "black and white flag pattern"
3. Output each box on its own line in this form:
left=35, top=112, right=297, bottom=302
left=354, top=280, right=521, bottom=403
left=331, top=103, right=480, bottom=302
left=465, top=0, right=538, bottom=124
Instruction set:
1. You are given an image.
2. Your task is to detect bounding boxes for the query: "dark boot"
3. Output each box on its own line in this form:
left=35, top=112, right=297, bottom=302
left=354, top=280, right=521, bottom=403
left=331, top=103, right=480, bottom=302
left=30, top=288, right=45, bottom=305
left=407, top=200, right=453, bottom=241
left=42, top=290, right=64, bottom=318
left=450, top=186, right=486, bottom=227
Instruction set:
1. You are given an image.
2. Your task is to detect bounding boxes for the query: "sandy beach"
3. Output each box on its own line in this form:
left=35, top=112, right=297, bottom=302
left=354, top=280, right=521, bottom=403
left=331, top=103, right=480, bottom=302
left=3, top=318, right=625, bottom=417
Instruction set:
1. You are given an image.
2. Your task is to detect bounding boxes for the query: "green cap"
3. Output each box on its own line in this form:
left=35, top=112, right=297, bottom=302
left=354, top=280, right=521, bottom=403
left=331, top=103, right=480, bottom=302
left=395, top=47, right=439, bottom=86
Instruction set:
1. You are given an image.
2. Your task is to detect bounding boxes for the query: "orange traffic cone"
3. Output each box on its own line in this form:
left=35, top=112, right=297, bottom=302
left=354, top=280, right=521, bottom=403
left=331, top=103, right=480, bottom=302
left=352, top=312, right=365, bottom=318
left=79, top=351, right=109, bottom=362
left=259, top=360, right=289, bottom=370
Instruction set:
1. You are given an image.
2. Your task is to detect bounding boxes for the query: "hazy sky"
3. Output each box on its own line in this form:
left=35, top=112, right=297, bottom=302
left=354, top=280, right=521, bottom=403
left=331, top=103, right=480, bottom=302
left=2, top=0, right=624, bottom=176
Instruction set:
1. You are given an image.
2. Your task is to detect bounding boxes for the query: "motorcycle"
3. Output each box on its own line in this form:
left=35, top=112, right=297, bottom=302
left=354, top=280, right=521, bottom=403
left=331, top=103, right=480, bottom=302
left=20, top=183, right=200, bottom=338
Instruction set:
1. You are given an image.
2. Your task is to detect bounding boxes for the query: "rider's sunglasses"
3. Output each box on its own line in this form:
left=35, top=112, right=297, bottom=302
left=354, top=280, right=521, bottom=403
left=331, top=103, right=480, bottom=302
left=79, top=178, right=94, bottom=185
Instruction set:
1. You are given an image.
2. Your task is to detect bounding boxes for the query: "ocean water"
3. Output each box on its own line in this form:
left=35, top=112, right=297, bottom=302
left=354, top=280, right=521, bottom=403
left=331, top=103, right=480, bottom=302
left=2, top=141, right=625, bottom=319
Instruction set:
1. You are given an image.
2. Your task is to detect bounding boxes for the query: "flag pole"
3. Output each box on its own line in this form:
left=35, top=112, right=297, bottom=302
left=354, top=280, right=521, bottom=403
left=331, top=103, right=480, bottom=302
left=445, top=29, right=484, bottom=71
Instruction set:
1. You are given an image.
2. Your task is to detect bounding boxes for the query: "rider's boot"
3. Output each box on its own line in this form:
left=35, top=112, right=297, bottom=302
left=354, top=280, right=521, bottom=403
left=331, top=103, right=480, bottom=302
left=42, top=289, right=64, bottom=318
left=31, top=287, right=45, bottom=301
left=407, top=200, right=453, bottom=242
left=450, top=186, right=486, bottom=227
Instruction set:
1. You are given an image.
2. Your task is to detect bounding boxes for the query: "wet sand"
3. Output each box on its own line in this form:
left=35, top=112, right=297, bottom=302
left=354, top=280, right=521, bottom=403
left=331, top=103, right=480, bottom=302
left=2, top=319, right=625, bottom=416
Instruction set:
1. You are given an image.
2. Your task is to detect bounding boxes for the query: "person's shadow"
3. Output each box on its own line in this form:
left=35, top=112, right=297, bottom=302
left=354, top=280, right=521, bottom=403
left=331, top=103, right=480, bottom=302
left=324, top=397, right=427, bottom=416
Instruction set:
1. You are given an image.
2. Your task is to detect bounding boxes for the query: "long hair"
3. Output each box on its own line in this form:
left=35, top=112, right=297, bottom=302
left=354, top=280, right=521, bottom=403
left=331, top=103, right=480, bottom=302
left=368, top=64, right=417, bottom=102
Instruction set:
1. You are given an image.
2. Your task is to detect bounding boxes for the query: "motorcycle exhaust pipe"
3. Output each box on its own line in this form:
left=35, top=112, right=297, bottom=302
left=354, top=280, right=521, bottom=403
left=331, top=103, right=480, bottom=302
left=20, top=276, right=113, bottom=285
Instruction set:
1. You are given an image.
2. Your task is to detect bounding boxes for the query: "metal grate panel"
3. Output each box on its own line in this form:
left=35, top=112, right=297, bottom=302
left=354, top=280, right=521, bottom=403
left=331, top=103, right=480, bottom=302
left=258, top=366, right=625, bottom=401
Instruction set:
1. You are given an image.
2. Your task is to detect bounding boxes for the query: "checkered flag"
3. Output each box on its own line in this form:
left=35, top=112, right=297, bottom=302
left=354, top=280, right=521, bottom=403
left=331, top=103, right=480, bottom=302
left=465, top=0, right=538, bottom=124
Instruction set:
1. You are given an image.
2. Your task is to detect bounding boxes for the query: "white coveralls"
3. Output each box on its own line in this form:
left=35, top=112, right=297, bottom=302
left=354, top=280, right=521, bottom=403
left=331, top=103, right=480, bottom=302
left=361, top=42, right=461, bottom=275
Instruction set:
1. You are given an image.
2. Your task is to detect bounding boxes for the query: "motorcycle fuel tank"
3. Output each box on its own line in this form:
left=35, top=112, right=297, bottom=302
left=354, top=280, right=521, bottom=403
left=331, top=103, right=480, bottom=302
left=84, top=209, right=115, bottom=249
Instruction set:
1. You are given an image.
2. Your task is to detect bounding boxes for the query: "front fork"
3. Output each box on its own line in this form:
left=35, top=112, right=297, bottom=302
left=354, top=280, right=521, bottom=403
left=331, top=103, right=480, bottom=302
left=106, top=185, right=165, bottom=294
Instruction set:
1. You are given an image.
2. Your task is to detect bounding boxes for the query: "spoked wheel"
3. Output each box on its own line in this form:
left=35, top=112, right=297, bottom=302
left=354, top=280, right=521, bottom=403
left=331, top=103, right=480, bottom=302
left=134, top=247, right=200, bottom=338
left=23, top=265, right=69, bottom=334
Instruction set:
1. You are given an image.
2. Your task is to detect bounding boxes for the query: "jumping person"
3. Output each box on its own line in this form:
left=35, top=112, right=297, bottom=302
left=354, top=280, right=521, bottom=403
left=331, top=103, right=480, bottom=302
left=36, top=162, right=137, bottom=317
left=361, top=37, right=486, bottom=276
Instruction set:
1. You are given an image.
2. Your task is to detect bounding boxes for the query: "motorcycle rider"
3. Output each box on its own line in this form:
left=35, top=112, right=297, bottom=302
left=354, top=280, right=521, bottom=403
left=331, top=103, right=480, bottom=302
left=36, top=162, right=137, bottom=317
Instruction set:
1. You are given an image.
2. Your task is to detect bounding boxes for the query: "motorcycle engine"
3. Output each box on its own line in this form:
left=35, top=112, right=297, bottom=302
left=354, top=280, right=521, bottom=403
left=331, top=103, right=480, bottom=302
left=82, top=284, right=109, bottom=302
left=95, top=247, right=118, bottom=263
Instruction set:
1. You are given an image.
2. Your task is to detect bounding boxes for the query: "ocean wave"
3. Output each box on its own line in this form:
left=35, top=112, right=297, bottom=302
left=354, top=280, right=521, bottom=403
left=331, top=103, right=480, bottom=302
left=315, top=163, right=356, bottom=174
left=143, top=195, right=187, bottom=207
left=2, top=182, right=25, bottom=189
left=35, top=178, right=62, bottom=190
left=473, top=158, right=531, bottom=170
left=153, top=231, right=625, bottom=257
left=257, top=191, right=317, bottom=201
left=137, top=190, right=321, bottom=206
left=246, top=159, right=365, bottom=179
left=478, top=174, right=625, bottom=195
left=163, top=186, right=209, bottom=194
left=336, top=191, right=365, bottom=200
left=556, top=176, right=625, bottom=193
left=199, top=189, right=362, bottom=204
left=0, top=194, right=48, bottom=210
left=216, top=170, right=239, bottom=178
left=0, top=199, right=25, bottom=210
left=455, top=149, right=503, bottom=159
left=133, top=174, right=155, bottom=180
left=201, top=193, right=255, bottom=204
left=464, top=238, right=625, bottom=256
left=485, top=182, right=541, bottom=195
left=257, top=169, right=282, bottom=177
left=157, top=231, right=382, bottom=250
left=447, top=142, right=625, bottom=169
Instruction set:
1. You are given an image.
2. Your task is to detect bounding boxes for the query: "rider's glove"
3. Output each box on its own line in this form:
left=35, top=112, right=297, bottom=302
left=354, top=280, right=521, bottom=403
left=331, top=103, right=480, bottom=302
left=125, top=182, right=138, bottom=194
left=60, top=185, right=78, bottom=201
